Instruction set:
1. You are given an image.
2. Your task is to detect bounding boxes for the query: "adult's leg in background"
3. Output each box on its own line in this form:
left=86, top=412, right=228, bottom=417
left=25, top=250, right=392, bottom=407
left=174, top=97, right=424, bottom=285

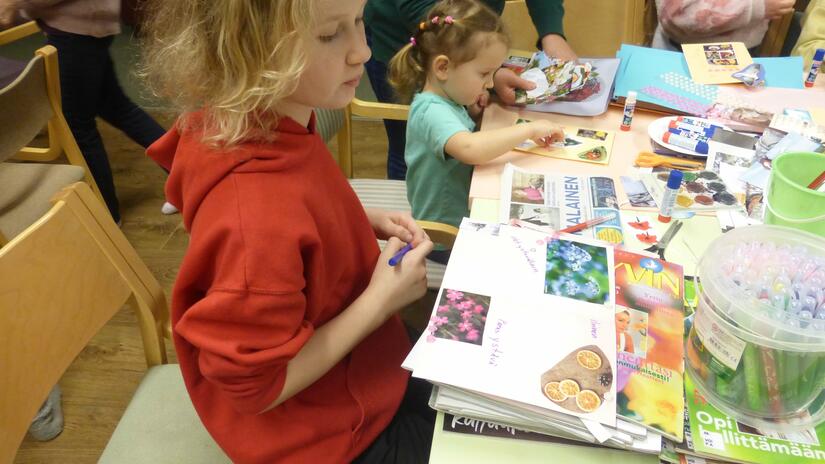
left=46, top=33, right=121, bottom=222
left=364, top=30, right=408, bottom=180
left=96, top=41, right=165, bottom=148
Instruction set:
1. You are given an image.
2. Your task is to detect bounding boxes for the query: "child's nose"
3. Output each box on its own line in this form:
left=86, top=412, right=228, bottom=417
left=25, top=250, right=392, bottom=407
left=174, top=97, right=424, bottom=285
left=348, top=29, right=372, bottom=66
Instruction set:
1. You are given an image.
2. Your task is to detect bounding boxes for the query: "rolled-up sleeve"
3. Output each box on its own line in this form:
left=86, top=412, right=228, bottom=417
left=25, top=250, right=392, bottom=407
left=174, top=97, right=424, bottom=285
left=176, top=288, right=314, bottom=415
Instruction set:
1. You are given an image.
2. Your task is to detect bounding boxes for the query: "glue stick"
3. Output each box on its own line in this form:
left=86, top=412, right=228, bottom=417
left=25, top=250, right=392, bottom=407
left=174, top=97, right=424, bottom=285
left=658, top=169, right=683, bottom=223
left=805, top=48, right=825, bottom=88
left=662, top=132, right=709, bottom=154
left=620, top=91, right=636, bottom=131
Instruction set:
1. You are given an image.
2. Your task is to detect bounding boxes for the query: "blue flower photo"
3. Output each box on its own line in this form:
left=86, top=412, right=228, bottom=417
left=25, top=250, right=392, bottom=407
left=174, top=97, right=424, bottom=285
left=544, top=238, right=610, bottom=304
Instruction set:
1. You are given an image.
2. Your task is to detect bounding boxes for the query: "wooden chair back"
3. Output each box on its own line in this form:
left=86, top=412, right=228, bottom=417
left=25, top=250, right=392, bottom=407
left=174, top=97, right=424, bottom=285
left=0, top=44, right=103, bottom=202
left=0, top=53, right=51, bottom=163
left=0, top=182, right=168, bottom=462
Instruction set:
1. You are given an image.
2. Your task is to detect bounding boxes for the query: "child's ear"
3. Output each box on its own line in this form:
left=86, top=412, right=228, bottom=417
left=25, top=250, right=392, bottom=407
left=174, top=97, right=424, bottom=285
left=431, top=54, right=451, bottom=80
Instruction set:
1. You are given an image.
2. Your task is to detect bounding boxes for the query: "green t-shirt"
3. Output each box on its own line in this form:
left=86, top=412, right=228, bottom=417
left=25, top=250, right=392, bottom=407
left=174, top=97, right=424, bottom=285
left=365, top=0, right=565, bottom=64
left=405, top=92, right=475, bottom=228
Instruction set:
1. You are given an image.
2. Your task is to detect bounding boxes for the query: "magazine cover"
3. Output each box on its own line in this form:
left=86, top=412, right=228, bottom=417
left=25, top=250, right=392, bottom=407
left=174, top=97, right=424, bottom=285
left=685, top=373, right=825, bottom=464
left=514, top=119, right=616, bottom=165
left=614, top=250, right=686, bottom=441
left=498, top=163, right=624, bottom=245
left=403, top=220, right=618, bottom=426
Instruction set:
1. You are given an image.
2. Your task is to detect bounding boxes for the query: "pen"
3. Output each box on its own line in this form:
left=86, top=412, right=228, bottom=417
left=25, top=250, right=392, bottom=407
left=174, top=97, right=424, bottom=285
left=807, top=170, right=825, bottom=191
left=558, top=213, right=616, bottom=234
left=388, top=243, right=413, bottom=266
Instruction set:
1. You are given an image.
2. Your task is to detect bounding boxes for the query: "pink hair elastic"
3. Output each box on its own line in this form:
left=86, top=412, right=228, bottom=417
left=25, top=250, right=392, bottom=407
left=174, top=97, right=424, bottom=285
left=444, top=16, right=454, bottom=24
left=431, top=16, right=440, bottom=24
left=410, top=37, right=417, bottom=46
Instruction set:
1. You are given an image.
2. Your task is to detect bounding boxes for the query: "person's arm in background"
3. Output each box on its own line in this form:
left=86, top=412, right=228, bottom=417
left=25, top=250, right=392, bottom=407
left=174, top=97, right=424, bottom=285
left=525, top=0, right=577, bottom=61
left=792, top=0, right=825, bottom=71
left=658, top=0, right=793, bottom=42
left=493, top=0, right=575, bottom=104
left=0, top=0, right=67, bottom=27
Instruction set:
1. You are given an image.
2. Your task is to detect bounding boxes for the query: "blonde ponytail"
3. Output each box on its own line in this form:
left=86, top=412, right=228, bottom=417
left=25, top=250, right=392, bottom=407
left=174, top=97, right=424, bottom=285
left=388, top=43, right=427, bottom=104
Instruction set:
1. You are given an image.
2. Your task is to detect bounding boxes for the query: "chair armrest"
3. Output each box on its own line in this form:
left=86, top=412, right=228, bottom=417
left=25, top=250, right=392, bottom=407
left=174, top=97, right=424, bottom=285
left=0, top=21, right=40, bottom=47
left=416, top=220, right=459, bottom=250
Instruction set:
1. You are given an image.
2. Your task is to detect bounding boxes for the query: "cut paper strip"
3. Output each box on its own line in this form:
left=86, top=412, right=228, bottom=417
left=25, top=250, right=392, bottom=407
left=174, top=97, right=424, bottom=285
left=639, top=86, right=712, bottom=115
left=659, top=72, right=719, bottom=103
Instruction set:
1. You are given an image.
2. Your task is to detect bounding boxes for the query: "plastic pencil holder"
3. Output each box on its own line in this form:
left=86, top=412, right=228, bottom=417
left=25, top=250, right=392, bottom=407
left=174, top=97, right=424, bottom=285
left=686, top=225, right=825, bottom=432
left=764, top=152, right=825, bottom=238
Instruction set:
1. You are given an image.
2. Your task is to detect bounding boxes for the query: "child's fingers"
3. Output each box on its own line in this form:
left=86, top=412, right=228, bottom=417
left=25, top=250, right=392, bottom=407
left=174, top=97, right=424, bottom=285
left=478, top=92, right=490, bottom=107
left=406, top=239, right=434, bottom=262
left=381, top=237, right=406, bottom=258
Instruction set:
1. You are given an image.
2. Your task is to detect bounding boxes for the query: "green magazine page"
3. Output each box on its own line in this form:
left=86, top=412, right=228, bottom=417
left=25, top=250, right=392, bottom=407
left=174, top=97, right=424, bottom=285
left=685, top=373, right=825, bottom=464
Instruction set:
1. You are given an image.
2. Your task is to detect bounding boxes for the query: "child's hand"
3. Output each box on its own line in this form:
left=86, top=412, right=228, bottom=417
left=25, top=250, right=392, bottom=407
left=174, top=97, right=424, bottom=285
left=467, top=92, right=490, bottom=121
left=0, top=0, right=22, bottom=27
left=365, top=208, right=428, bottom=246
left=528, top=120, right=564, bottom=147
left=765, top=0, right=794, bottom=19
left=492, top=68, right=536, bottom=106
left=367, top=237, right=433, bottom=315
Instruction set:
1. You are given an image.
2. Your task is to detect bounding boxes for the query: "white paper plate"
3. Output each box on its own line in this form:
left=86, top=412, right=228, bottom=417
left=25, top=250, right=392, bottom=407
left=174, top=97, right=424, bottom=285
left=647, top=116, right=728, bottom=157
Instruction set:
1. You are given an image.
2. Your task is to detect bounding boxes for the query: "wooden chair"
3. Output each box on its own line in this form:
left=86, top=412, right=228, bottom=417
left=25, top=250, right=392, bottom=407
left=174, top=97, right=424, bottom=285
left=502, top=0, right=647, bottom=56
left=0, top=181, right=230, bottom=463
left=0, top=45, right=104, bottom=245
left=0, top=20, right=39, bottom=46
left=759, top=11, right=796, bottom=57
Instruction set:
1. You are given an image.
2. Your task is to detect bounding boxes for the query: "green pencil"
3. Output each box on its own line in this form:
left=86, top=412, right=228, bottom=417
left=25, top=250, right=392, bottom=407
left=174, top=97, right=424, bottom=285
left=743, top=344, right=764, bottom=411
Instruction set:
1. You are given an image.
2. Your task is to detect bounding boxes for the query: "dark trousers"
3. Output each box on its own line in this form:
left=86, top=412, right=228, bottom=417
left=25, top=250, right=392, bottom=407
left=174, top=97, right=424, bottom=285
left=46, top=32, right=166, bottom=223
left=364, top=30, right=408, bottom=180
left=352, top=326, right=436, bottom=463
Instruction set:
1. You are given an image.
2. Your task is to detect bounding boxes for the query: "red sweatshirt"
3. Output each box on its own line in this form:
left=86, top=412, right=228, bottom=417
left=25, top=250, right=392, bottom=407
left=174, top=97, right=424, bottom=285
left=147, top=113, right=411, bottom=463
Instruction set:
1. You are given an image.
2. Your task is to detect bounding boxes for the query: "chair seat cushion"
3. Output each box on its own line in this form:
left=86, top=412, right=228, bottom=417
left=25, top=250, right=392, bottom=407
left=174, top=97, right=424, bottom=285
left=0, top=162, right=85, bottom=240
left=98, top=364, right=231, bottom=464
left=348, top=178, right=446, bottom=288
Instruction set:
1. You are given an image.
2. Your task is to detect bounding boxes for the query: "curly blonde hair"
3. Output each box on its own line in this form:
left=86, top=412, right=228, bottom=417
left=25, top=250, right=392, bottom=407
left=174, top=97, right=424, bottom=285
left=140, top=0, right=315, bottom=145
left=388, top=0, right=509, bottom=104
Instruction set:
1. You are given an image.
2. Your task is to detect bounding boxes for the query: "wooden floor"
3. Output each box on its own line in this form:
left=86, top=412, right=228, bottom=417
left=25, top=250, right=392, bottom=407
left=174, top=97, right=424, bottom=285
left=13, top=113, right=396, bottom=463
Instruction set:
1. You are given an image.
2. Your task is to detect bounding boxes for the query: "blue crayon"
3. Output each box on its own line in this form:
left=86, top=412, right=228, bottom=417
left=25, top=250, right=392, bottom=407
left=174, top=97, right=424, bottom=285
left=388, top=243, right=413, bottom=266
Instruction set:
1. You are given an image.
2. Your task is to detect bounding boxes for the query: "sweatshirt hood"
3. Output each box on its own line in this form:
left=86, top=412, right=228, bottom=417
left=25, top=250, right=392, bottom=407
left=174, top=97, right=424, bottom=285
left=147, top=111, right=319, bottom=230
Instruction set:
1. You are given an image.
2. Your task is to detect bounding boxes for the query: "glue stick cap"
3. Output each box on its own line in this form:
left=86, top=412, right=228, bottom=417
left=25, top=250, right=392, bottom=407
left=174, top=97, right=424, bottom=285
left=815, top=48, right=825, bottom=62
left=626, top=90, right=637, bottom=102
left=666, top=169, right=683, bottom=189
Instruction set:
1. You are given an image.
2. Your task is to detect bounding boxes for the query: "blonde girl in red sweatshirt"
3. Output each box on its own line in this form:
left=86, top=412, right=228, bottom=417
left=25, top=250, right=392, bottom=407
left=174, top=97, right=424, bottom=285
left=141, top=1, right=436, bottom=462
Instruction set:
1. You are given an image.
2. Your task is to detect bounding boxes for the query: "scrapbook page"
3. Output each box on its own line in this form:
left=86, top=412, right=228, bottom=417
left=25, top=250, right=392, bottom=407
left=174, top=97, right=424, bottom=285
left=403, top=220, right=618, bottom=426
left=514, top=119, right=616, bottom=165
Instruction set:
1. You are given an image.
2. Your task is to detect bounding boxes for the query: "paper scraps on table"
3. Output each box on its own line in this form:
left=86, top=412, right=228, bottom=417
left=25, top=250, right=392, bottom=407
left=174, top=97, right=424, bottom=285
left=731, top=63, right=765, bottom=88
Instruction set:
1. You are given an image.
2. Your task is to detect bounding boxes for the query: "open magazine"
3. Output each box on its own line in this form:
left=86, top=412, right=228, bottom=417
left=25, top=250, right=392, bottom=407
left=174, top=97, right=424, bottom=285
left=498, top=163, right=624, bottom=245
left=403, top=219, right=618, bottom=426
